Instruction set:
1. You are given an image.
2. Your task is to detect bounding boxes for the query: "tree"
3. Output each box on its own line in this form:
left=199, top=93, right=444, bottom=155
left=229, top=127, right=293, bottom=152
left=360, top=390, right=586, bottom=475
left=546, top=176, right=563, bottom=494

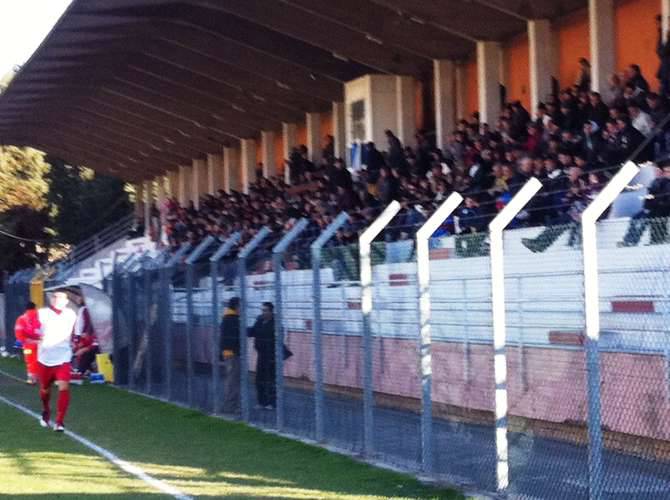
left=46, top=156, right=131, bottom=246
left=0, top=147, right=132, bottom=274
left=0, top=146, right=52, bottom=273
left=0, top=146, right=50, bottom=211
left=0, top=206, right=51, bottom=271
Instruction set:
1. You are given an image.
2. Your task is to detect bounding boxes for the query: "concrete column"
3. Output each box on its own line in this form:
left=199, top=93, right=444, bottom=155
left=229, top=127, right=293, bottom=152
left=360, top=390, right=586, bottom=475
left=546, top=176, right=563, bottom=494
left=528, top=20, right=555, bottom=111
left=191, top=158, right=208, bottom=207
left=477, top=41, right=503, bottom=125
left=455, top=63, right=468, bottom=122
left=332, top=101, right=346, bottom=159
left=305, top=112, right=320, bottom=162
left=396, top=76, right=416, bottom=147
left=165, top=171, right=173, bottom=198
left=134, top=182, right=144, bottom=219
left=282, top=122, right=297, bottom=157
left=207, top=153, right=222, bottom=194
left=261, top=131, right=276, bottom=178
left=240, top=139, right=256, bottom=194
left=663, top=0, right=670, bottom=41
left=434, top=60, right=456, bottom=150
left=155, top=176, right=166, bottom=240
left=169, top=170, right=180, bottom=198
left=155, top=176, right=166, bottom=209
left=143, top=180, right=152, bottom=237
left=589, top=0, right=615, bottom=94
left=178, top=165, right=192, bottom=206
left=282, top=122, right=297, bottom=183
left=223, top=146, right=239, bottom=193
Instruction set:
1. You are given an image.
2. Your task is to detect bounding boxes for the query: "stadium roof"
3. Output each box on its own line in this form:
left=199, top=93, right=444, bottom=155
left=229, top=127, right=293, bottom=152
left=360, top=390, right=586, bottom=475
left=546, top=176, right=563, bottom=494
left=0, top=0, right=585, bottom=181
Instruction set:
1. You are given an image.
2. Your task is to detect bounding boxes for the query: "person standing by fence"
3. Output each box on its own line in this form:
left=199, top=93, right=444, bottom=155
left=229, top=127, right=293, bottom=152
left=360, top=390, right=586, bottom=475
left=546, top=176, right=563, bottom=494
left=249, top=302, right=276, bottom=410
left=220, top=297, right=241, bottom=414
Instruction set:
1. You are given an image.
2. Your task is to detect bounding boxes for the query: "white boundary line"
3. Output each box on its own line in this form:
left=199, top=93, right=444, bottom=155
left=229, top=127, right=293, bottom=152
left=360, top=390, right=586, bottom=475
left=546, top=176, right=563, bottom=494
left=0, top=368, right=193, bottom=500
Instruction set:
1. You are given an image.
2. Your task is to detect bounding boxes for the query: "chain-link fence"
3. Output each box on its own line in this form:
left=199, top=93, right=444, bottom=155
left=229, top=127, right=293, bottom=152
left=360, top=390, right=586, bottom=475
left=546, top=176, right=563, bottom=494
left=4, top=270, right=36, bottom=351
left=595, top=217, right=670, bottom=498
left=429, top=231, right=498, bottom=490
left=104, top=207, right=670, bottom=498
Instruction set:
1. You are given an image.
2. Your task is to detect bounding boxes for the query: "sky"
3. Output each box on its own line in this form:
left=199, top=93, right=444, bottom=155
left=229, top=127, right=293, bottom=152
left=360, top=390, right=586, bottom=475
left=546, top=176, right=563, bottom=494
left=0, top=0, right=72, bottom=78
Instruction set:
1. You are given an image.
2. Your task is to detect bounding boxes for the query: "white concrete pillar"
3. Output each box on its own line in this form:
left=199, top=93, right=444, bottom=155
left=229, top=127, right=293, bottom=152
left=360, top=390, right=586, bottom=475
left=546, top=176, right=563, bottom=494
left=663, top=0, right=670, bottom=41
left=155, top=176, right=166, bottom=240
left=165, top=172, right=173, bottom=198
left=207, top=153, right=222, bottom=194
left=191, top=158, right=207, bottom=207
left=395, top=76, right=416, bottom=147
left=155, top=176, right=166, bottom=209
left=178, top=165, right=192, bottom=206
left=332, top=101, right=346, bottom=159
left=589, top=0, right=615, bottom=94
left=167, top=170, right=179, bottom=198
left=143, top=180, right=152, bottom=237
left=477, top=41, right=503, bottom=125
left=455, top=63, right=468, bottom=121
left=223, top=147, right=239, bottom=193
left=434, top=60, right=456, bottom=150
left=134, top=182, right=144, bottom=219
left=261, top=131, right=276, bottom=178
left=240, top=139, right=256, bottom=195
left=305, top=112, right=320, bottom=162
left=282, top=122, right=297, bottom=158
left=528, top=20, right=555, bottom=111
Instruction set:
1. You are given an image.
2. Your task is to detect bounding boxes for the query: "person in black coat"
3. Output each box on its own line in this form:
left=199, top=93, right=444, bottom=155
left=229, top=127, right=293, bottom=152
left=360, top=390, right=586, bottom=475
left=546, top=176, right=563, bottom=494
left=363, top=142, right=385, bottom=184
left=219, top=297, right=241, bottom=414
left=248, top=302, right=276, bottom=409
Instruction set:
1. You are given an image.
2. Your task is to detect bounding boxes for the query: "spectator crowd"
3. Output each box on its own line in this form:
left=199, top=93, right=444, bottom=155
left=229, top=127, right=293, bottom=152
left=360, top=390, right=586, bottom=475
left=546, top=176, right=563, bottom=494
left=157, top=19, right=670, bottom=259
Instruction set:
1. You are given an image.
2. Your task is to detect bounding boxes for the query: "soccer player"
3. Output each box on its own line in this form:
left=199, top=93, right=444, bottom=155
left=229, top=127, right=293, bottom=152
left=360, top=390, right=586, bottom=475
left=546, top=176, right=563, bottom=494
left=14, top=302, right=41, bottom=384
left=37, top=289, right=77, bottom=432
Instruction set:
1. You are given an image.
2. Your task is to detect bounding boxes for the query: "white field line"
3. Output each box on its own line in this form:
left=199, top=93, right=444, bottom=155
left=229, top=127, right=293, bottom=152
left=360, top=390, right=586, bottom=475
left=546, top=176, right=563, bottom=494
left=0, top=368, right=192, bottom=500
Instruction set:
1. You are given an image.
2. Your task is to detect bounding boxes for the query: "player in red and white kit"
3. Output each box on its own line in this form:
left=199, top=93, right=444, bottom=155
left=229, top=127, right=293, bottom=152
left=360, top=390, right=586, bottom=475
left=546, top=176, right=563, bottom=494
left=14, top=302, right=41, bottom=384
left=37, top=289, right=77, bottom=432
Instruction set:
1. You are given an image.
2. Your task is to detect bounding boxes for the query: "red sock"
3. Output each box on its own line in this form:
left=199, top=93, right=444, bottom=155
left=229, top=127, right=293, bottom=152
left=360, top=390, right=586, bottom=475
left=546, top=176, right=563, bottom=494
left=39, top=387, right=51, bottom=421
left=56, top=389, right=70, bottom=426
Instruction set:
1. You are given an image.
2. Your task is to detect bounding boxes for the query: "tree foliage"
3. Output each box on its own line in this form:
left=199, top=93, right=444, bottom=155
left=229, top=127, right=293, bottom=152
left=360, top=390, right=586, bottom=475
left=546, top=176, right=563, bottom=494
left=0, top=146, right=50, bottom=212
left=46, top=157, right=131, bottom=246
left=0, top=147, right=131, bottom=274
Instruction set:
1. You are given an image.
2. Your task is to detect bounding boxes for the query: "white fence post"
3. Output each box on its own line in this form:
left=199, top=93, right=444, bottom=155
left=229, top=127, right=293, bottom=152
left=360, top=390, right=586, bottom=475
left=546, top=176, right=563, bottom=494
left=416, top=193, right=463, bottom=473
left=489, top=178, right=542, bottom=492
left=581, top=161, right=639, bottom=499
left=359, top=201, right=402, bottom=456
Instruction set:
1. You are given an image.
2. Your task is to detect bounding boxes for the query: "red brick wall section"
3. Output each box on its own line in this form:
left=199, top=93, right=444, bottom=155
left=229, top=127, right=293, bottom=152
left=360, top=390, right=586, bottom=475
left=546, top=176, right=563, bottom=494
left=280, top=331, right=670, bottom=441
left=186, top=325, right=670, bottom=441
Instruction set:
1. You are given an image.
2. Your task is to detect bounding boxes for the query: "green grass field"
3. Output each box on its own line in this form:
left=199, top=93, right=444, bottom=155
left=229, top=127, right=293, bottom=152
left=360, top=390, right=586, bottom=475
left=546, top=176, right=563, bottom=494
left=0, top=358, right=463, bottom=499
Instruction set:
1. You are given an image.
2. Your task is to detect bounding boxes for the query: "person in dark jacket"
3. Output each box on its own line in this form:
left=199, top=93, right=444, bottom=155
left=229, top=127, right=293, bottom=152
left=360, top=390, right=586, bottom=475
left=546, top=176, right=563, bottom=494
left=385, top=130, right=406, bottom=170
left=248, top=302, right=276, bottom=409
left=220, top=297, right=241, bottom=414
left=363, top=142, right=385, bottom=184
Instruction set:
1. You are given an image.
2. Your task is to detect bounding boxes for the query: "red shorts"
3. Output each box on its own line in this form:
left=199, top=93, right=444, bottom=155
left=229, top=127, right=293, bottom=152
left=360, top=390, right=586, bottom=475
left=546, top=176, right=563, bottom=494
left=22, top=343, right=39, bottom=375
left=38, top=362, right=71, bottom=386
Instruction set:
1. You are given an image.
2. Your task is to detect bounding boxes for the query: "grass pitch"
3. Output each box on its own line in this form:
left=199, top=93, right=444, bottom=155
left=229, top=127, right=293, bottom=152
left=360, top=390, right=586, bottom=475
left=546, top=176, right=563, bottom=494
left=0, top=358, right=462, bottom=499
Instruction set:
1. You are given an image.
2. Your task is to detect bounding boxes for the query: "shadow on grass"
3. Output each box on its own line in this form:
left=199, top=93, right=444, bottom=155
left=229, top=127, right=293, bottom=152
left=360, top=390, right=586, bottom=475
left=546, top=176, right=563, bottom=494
left=0, top=357, right=461, bottom=499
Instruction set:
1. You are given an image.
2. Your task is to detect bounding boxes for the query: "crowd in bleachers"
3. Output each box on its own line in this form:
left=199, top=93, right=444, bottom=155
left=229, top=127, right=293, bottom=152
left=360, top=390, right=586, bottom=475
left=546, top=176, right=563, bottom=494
left=160, top=33, right=670, bottom=259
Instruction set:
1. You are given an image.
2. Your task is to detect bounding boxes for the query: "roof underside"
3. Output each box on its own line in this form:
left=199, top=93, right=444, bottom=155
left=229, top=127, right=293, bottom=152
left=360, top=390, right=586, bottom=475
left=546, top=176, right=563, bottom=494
left=0, top=0, right=585, bottom=181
